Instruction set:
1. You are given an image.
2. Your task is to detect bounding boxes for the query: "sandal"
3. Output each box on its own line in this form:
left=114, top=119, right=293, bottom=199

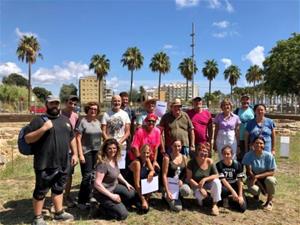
left=263, top=201, right=273, bottom=211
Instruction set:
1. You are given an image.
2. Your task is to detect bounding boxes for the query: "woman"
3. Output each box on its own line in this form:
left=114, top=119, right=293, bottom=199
left=245, top=104, right=276, bottom=155
left=128, top=144, right=155, bottom=213
left=186, top=144, right=222, bottom=216
left=162, top=139, right=191, bottom=212
left=216, top=146, right=247, bottom=212
left=129, top=113, right=161, bottom=170
left=242, top=136, right=277, bottom=211
left=214, top=99, right=241, bottom=160
left=76, top=101, right=102, bottom=208
left=94, top=138, right=137, bottom=220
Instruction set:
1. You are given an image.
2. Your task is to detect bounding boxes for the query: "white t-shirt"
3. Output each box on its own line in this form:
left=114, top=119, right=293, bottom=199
left=101, top=109, right=130, bottom=143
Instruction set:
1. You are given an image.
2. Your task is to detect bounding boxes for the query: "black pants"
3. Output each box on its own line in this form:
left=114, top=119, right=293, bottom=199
left=78, top=151, right=97, bottom=204
left=221, top=183, right=247, bottom=212
left=94, top=184, right=138, bottom=220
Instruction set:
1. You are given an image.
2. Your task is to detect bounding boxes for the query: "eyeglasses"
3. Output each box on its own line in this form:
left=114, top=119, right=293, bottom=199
left=89, top=108, right=98, bottom=111
left=198, top=152, right=208, bottom=157
left=147, top=120, right=156, bottom=124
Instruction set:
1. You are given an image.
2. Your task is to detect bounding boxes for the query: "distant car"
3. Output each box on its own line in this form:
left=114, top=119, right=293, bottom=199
left=30, top=106, right=46, bottom=114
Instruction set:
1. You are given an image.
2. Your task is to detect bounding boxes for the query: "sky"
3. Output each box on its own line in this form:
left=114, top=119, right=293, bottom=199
left=0, top=0, right=299, bottom=97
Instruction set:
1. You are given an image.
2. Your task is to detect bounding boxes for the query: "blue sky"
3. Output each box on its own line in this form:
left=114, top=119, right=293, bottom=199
left=0, top=0, right=299, bottom=96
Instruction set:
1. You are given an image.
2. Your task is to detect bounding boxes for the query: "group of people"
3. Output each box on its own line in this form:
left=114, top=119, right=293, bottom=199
left=24, top=92, right=277, bottom=225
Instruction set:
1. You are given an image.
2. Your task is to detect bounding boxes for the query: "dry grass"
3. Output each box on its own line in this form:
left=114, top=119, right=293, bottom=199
left=0, top=134, right=299, bottom=225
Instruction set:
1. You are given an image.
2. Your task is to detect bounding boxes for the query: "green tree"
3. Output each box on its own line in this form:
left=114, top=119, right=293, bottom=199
left=121, top=47, right=144, bottom=103
left=89, top=54, right=110, bottom=104
left=2, top=73, right=28, bottom=87
left=264, top=33, right=300, bottom=96
left=16, top=35, right=43, bottom=110
left=59, top=83, right=77, bottom=103
left=224, top=65, right=241, bottom=98
left=139, top=86, right=146, bottom=102
left=32, top=86, right=52, bottom=102
left=245, top=65, right=263, bottom=103
left=202, top=59, right=219, bottom=108
left=178, top=58, right=198, bottom=101
left=149, top=52, right=171, bottom=100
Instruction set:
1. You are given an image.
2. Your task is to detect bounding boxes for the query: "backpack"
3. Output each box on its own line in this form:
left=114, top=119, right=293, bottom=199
left=18, top=115, right=48, bottom=155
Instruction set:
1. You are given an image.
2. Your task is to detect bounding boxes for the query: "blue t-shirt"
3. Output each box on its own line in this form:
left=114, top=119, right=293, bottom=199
left=236, top=107, right=255, bottom=140
left=242, top=150, right=276, bottom=175
left=246, top=118, right=275, bottom=152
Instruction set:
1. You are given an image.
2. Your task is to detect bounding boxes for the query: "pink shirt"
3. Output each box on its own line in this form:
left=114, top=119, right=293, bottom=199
left=129, top=127, right=161, bottom=161
left=62, top=110, right=79, bottom=130
left=187, top=109, right=212, bottom=144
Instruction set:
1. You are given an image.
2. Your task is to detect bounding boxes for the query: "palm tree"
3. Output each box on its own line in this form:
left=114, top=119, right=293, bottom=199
left=121, top=47, right=144, bottom=103
left=202, top=59, right=219, bottom=108
left=178, top=58, right=198, bottom=101
left=16, top=35, right=42, bottom=110
left=89, top=54, right=110, bottom=104
left=245, top=65, right=263, bottom=103
left=224, top=65, right=241, bottom=99
left=149, top=52, right=171, bottom=100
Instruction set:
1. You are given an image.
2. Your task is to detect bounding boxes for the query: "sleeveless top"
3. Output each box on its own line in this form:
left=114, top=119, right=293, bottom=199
left=167, top=153, right=187, bottom=181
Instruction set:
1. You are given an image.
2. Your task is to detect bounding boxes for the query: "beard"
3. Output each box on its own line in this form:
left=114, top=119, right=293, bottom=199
left=46, top=107, right=60, bottom=117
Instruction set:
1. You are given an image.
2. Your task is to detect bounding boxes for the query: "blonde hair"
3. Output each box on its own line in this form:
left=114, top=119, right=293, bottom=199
left=96, top=138, right=121, bottom=164
left=220, top=98, right=233, bottom=109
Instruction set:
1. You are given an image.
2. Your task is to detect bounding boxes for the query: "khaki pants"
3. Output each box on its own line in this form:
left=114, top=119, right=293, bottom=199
left=247, top=176, right=277, bottom=196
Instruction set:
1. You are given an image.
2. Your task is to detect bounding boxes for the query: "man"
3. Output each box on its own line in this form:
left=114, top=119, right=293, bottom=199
left=61, top=95, right=79, bottom=207
left=101, top=95, right=131, bottom=148
left=159, top=98, right=195, bottom=157
left=136, top=96, right=159, bottom=128
left=234, top=94, right=255, bottom=162
left=25, top=95, right=78, bottom=225
left=187, top=97, right=213, bottom=156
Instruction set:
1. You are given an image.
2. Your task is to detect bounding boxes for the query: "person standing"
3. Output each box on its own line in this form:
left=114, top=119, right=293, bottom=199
left=233, top=95, right=254, bottom=162
left=159, top=98, right=195, bottom=157
left=187, top=97, right=213, bottom=157
left=213, top=99, right=241, bottom=160
left=24, top=95, right=78, bottom=225
left=61, top=95, right=79, bottom=207
left=76, top=102, right=102, bottom=209
left=136, top=96, right=160, bottom=128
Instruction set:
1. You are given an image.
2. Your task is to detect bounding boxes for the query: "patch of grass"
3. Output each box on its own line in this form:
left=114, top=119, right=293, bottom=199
left=0, top=156, right=34, bottom=180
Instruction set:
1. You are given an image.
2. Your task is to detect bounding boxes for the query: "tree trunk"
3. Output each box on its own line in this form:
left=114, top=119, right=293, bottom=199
left=130, top=70, right=133, bottom=104
left=98, top=77, right=102, bottom=105
left=230, top=85, right=233, bottom=100
left=28, top=62, right=31, bottom=111
left=158, top=72, right=161, bottom=100
left=186, top=78, right=188, bottom=102
left=208, top=80, right=212, bottom=108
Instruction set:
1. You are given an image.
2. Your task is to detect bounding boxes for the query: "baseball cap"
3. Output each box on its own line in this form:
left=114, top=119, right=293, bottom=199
left=46, top=95, right=60, bottom=103
left=192, top=97, right=202, bottom=102
left=68, top=95, right=79, bottom=102
left=145, top=113, right=158, bottom=122
left=170, top=98, right=182, bottom=107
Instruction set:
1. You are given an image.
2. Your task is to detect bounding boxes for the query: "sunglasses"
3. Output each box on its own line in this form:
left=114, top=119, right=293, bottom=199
left=147, top=120, right=156, bottom=124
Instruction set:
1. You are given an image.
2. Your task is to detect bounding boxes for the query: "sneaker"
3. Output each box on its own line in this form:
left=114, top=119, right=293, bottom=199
left=53, top=211, right=74, bottom=222
left=211, top=205, right=219, bottom=216
left=263, top=201, right=273, bottom=211
left=32, top=215, right=47, bottom=225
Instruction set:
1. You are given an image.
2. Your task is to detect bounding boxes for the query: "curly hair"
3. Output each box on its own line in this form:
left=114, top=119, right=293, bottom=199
left=96, top=138, right=121, bottom=164
left=84, top=101, right=100, bottom=115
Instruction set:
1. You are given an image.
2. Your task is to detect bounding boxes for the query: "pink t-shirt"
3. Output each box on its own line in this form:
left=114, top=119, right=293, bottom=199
left=187, top=109, right=212, bottom=144
left=62, top=110, right=79, bottom=130
left=129, top=127, right=161, bottom=161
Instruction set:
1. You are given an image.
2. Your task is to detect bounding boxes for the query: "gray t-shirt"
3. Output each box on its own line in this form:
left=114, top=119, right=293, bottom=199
left=76, top=117, right=102, bottom=154
left=96, top=162, right=120, bottom=192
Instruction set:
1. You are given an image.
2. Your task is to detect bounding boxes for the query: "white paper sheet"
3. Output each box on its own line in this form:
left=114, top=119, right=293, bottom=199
left=167, top=177, right=180, bottom=200
left=118, top=150, right=126, bottom=169
left=155, top=101, right=167, bottom=117
left=141, top=175, right=159, bottom=195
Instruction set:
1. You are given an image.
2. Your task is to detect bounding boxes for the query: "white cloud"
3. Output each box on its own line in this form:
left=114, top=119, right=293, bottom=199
left=213, top=20, right=230, bottom=28
left=106, top=76, right=120, bottom=91
left=32, top=61, right=90, bottom=84
left=208, top=0, right=221, bottom=9
left=212, top=31, right=227, bottom=38
left=15, top=27, right=38, bottom=38
left=221, top=58, right=232, bottom=68
left=175, top=0, right=200, bottom=8
left=0, top=62, right=24, bottom=79
left=245, top=46, right=265, bottom=68
left=224, top=0, right=234, bottom=12
left=163, top=44, right=174, bottom=49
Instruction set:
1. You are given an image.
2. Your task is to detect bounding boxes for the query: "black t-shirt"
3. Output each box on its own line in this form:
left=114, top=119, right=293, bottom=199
left=216, top=160, right=244, bottom=184
left=25, top=115, right=74, bottom=170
